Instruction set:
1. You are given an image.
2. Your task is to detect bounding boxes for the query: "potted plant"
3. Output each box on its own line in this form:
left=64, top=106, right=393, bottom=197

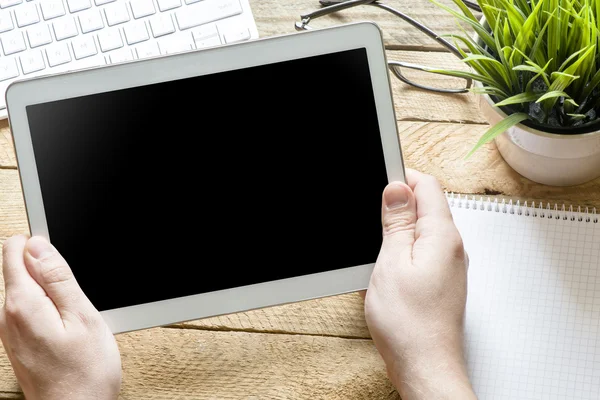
left=427, top=0, right=600, bottom=186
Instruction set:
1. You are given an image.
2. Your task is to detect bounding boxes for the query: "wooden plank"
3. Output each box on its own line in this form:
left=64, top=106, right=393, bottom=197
left=0, top=120, right=14, bottom=168
left=0, top=169, right=27, bottom=239
left=0, top=328, right=397, bottom=400
left=251, top=0, right=481, bottom=50
left=0, top=394, right=21, bottom=399
left=181, top=292, right=369, bottom=338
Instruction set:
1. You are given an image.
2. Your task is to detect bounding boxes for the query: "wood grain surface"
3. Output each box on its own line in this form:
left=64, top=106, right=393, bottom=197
left=0, top=328, right=397, bottom=400
left=0, top=0, right=598, bottom=399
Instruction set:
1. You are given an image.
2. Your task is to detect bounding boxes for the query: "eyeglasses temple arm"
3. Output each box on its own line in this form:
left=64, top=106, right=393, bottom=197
left=388, top=60, right=472, bottom=93
left=462, top=0, right=482, bottom=12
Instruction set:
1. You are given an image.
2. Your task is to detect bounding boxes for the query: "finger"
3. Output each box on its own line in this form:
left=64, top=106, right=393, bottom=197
left=24, top=236, right=96, bottom=324
left=404, top=168, right=420, bottom=190
left=405, top=171, right=468, bottom=273
left=380, top=182, right=417, bottom=262
left=2, top=235, right=46, bottom=298
left=405, top=169, right=453, bottom=222
left=1, top=235, right=62, bottom=331
left=358, top=290, right=366, bottom=301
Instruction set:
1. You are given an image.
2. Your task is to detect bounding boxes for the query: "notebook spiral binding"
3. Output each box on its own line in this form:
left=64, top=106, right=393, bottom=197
left=445, top=192, right=599, bottom=223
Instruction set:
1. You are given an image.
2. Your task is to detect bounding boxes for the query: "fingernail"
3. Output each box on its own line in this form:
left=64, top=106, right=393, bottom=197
left=384, top=182, right=410, bottom=210
left=26, top=236, right=55, bottom=260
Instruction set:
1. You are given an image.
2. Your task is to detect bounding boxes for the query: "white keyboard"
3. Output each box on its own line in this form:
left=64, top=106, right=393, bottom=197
left=0, top=0, right=259, bottom=119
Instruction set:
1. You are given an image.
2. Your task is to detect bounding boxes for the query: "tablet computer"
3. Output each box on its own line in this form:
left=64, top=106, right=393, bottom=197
left=6, top=22, right=405, bottom=334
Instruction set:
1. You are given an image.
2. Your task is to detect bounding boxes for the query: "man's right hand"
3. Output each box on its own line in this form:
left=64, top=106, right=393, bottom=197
left=364, top=169, right=477, bottom=400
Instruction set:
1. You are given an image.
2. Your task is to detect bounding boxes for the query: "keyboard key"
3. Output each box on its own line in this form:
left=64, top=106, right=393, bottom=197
left=129, top=0, right=155, bottom=19
left=20, top=50, right=45, bottom=74
left=45, top=42, right=71, bottom=66
left=191, top=24, right=220, bottom=48
left=95, top=0, right=116, bottom=4
left=71, top=35, right=97, bottom=59
left=0, top=11, right=14, bottom=32
left=50, top=54, right=103, bottom=74
left=73, top=54, right=105, bottom=69
left=0, top=0, right=22, bottom=9
left=184, top=0, right=202, bottom=3
left=78, top=9, right=103, bottom=33
left=149, top=14, right=174, bottom=37
left=156, top=0, right=180, bottom=11
left=1, top=31, right=25, bottom=54
left=27, top=24, right=52, bottom=47
left=175, top=0, right=241, bottom=30
left=123, top=20, right=148, bottom=44
left=53, top=17, right=78, bottom=40
left=41, top=0, right=66, bottom=20
left=194, top=34, right=220, bottom=48
left=67, top=0, right=91, bottom=13
left=222, top=27, right=250, bottom=44
left=108, top=47, right=132, bottom=63
left=98, top=28, right=122, bottom=52
left=190, top=23, right=218, bottom=40
left=134, top=41, right=158, bottom=58
left=14, top=2, right=39, bottom=27
left=104, top=2, right=129, bottom=26
left=0, top=57, right=19, bottom=81
left=158, top=34, right=192, bottom=54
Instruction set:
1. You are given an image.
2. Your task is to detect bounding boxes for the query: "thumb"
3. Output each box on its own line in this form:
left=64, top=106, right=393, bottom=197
left=23, top=236, right=96, bottom=324
left=381, top=181, right=417, bottom=247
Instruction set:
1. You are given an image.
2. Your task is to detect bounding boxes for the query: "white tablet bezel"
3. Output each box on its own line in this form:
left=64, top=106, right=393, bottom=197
left=6, top=22, right=405, bottom=334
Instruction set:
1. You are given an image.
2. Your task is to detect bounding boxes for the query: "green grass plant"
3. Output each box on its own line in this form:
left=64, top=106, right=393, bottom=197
left=429, top=0, right=600, bottom=156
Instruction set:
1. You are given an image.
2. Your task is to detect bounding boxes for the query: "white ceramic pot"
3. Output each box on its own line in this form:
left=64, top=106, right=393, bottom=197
left=472, top=18, right=600, bottom=186
left=478, top=89, right=600, bottom=186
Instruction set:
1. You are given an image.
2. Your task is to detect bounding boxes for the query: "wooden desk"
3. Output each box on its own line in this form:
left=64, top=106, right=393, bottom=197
left=1, top=0, right=600, bottom=398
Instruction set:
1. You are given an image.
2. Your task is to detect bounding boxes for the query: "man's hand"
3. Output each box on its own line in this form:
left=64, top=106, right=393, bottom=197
left=0, top=235, right=121, bottom=400
left=365, top=169, right=477, bottom=400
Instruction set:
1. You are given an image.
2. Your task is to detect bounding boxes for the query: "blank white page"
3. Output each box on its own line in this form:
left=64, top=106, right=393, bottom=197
left=449, top=196, right=600, bottom=400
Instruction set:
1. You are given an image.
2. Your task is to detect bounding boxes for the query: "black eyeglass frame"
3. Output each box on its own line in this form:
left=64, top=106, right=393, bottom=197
left=295, top=0, right=480, bottom=94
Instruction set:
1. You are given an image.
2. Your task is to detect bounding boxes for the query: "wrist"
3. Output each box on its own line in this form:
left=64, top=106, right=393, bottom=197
left=387, top=347, right=477, bottom=400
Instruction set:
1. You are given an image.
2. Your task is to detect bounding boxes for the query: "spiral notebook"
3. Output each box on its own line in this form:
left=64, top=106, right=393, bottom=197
left=449, top=194, right=600, bottom=400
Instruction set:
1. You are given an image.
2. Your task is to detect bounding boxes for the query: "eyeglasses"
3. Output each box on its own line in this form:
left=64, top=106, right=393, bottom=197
left=295, top=0, right=481, bottom=94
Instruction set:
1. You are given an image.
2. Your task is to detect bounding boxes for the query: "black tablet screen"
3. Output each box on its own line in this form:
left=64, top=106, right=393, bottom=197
left=25, top=48, right=390, bottom=311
